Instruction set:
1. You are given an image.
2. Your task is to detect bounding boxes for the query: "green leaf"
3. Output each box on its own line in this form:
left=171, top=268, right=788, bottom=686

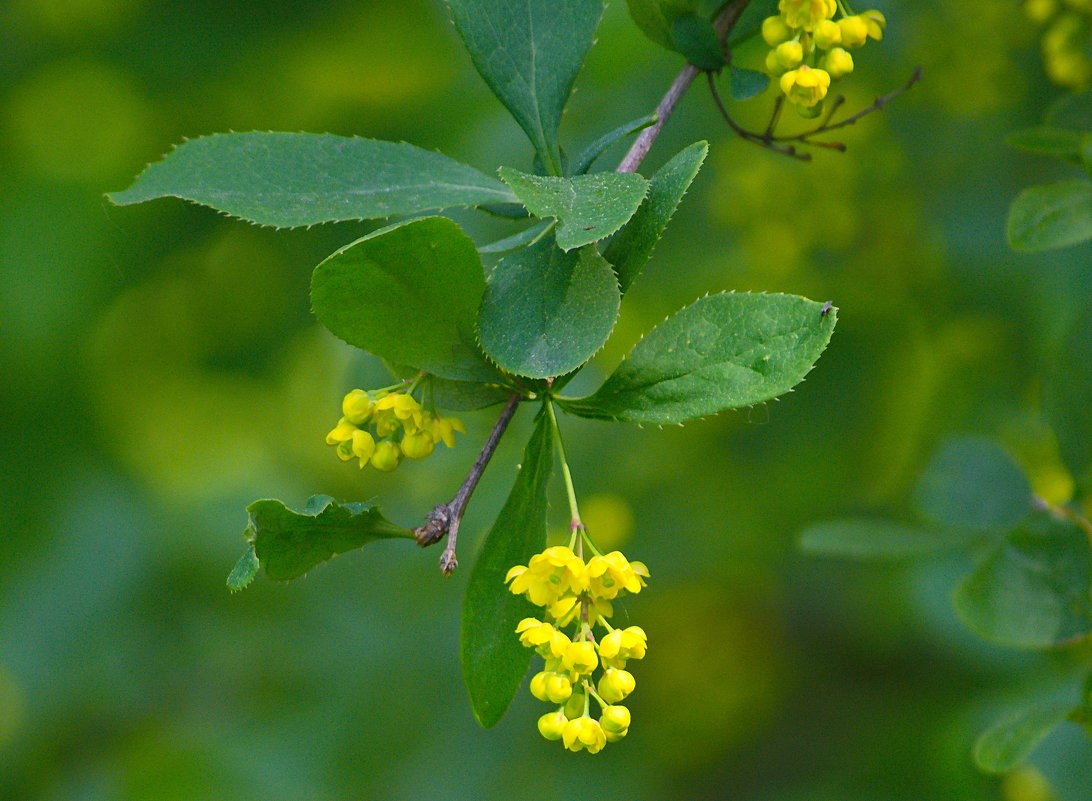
left=108, top=133, right=515, bottom=228
left=625, top=0, right=702, bottom=51
left=603, top=141, right=708, bottom=293
left=953, top=515, right=1092, bottom=648
left=498, top=168, right=649, bottom=252
left=1008, top=179, right=1092, bottom=252
left=671, top=13, right=725, bottom=69
left=425, top=376, right=514, bottom=412
left=1006, top=127, right=1084, bottom=162
left=1044, top=311, right=1092, bottom=477
left=799, top=520, right=968, bottom=561
left=728, top=66, right=771, bottom=101
left=561, top=292, right=836, bottom=424
left=572, top=113, right=658, bottom=175
left=310, top=216, right=497, bottom=382
left=477, top=235, right=621, bottom=378
left=1046, top=90, right=1092, bottom=132
left=973, top=701, right=1074, bottom=773
left=477, top=220, right=554, bottom=254
left=226, top=545, right=259, bottom=592
left=446, top=0, right=606, bottom=175
left=243, top=495, right=412, bottom=583
left=913, top=436, right=1032, bottom=533
left=461, top=406, right=554, bottom=726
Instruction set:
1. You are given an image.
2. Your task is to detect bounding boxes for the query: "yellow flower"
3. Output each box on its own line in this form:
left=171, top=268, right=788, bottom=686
left=778, top=0, right=837, bottom=31
left=341, top=389, right=373, bottom=425
left=537, top=710, right=568, bottom=741
left=837, top=15, right=869, bottom=48
left=762, top=15, right=794, bottom=46
left=400, top=430, right=435, bottom=460
left=369, top=440, right=402, bottom=472
left=325, top=417, right=357, bottom=445
left=598, top=626, right=648, bottom=667
left=505, top=546, right=585, bottom=607
left=584, top=551, right=649, bottom=600
left=860, top=9, right=886, bottom=40
left=516, top=618, right=571, bottom=658
left=547, top=594, right=613, bottom=627
left=599, top=705, right=631, bottom=736
left=774, top=40, right=805, bottom=70
left=561, top=641, right=599, bottom=676
left=562, top=717, right=607, bottom=754
left=598, top=667, right=636, bottom=703
left=351, top=429, right=376, bottom=467
left=427, top=415, right=465, bottom=449
left=812, top=19, right=841, bottom=49
left=779, top=65, right=831, bottom=107
left=822, top=47, right=854, bottom=79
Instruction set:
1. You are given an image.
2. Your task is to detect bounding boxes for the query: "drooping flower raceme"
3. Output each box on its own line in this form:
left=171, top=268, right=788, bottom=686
left=763, top=0, right=888, bottom=115
left=507, top=545, right=649, bottom=753
left=325, top=386, right=464, bottom=472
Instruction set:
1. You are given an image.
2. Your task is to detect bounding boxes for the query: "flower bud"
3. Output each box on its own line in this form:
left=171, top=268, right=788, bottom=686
left=562, top=641, right=599, bottom=675
left=537, top=710, right=567, bottom=741
left=812, top=19, right=841, bottom=49
left=604, top=726, right=629, bottom=743
left=600, top=705, right=631, bottom=734
left=369, top=440, right=402, bottom=472
left=400, top=430, right=435, bottom=460
left=529, top=671, right=550, bottom=702
left=779, top=65, right=831, bottom=107
left=822, top=47, right=854, bottom=79
left=837, top=15, right=868, bottom=48
left=761, top=15, right=794, bottom=46
left=598, top=668, right=636, bottom=703
left=545, top=673, right=573, bottom=704
left=341, top=389, right=373, bottom=425
left=774, top=40, right=804, bottom=69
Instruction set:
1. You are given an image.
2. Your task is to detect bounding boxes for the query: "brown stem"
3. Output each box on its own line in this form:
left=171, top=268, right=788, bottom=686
left=616, top=0, right=752, bottom=173
left=415, top=392, right=522, bottom=575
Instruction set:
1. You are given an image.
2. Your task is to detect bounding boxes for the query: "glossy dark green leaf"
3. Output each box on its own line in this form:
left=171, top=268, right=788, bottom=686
left=108, top=133, right=514, bottom=227
left=913, top=436, right=1032, bottom=532
left=1006, top=127, right=1084, bottom=161
left=446, top=0, right=605, bottom=174
left=799, top=520, right=968, bottom=560
left=729, top=66, right=771, bottom=101
left=954, top=515, right=1092, bottom=648
left=604, top=141, right=708, bottom=293
left=461, top=406, right=554, bottom=726
left=241, top=495, right=412, bottom=583
left=572, top=113, right=658, bottom=175
left=1044, top=311, right=1092, bottom=477
left=311, top=217, right=497, bottom=382
left=974, top=701, right=1074, bottom=773
left=477, top=235, right=621, bottom=378
left=671, top=13, right=725, bottom=68
left=1008, top=179, right=1092, bottom=252
left=561, top=292, right=836, bottom=424
left=498, top=168, right=648, bottom=252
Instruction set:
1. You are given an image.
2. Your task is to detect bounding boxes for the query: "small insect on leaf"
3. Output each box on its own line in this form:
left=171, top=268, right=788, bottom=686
left=820, top=301, right=833, bottom=316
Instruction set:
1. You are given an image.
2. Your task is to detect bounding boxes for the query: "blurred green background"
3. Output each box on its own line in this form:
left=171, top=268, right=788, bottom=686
left=2, top=0, right=1090, bottom=799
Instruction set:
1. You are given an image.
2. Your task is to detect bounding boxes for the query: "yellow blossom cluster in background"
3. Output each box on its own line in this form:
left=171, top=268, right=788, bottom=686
left=763, top=0, right=886, bottom=115
left=506, top=545, right=649, bottom=753
left=1024, top=0, right=1092, bottom=88
left=325, top=387, right=464, bottom=472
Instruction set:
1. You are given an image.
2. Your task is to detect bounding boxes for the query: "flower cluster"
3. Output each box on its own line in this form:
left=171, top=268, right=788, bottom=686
left=506, top=545, right=649, bottom=753
left=325, top=388, right=464, bottom=472
left=1025, top=0, right=1092, bottom=89
left=762, top=0, right=887, bottom=115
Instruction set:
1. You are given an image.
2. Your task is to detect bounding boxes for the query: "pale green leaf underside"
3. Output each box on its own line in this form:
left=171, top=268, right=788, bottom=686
left=242, top=495, right=411, bottom=583
left=562, top=292, right=837, bottom=424
left=226, top=545, right=260, bottom=591
left=311, top=217, right=498, bottom=382
left=446, top=0, right=605, bottom=173
left=572, top=113, right=657, bottom=175
left=462, top=407, right=554, bottom=727
left=1008, top=179, right=1092, bottom=251
left=477, top=236, right=621, bottom=378
left=604, top=141, right=708, bottom=293
left=799, top=520, right=968, bottom=560
left=108, top=132, right=515, bottom=228
left=954, top=515, right=1092, bottom=649
left=499, top=167, right=648, bottom=252
left=913, top=436, right=1032, bottom=533
left=974, top=702, right=1074, bottom=773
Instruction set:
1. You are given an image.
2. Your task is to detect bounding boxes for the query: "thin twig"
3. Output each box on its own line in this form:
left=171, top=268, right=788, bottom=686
left=712, top=66, right=922, bottom=157
left=617, top=0, right=752, bottom=173
left=415, top=392, right=522, bottom=575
